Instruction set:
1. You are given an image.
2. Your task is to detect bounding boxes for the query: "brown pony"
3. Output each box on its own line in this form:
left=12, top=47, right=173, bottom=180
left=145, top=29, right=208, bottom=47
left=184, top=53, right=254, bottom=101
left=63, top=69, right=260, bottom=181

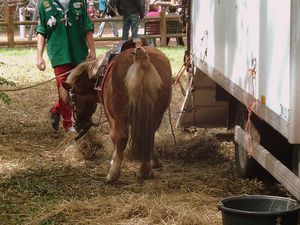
left=61, top=41, right=172, bottom=183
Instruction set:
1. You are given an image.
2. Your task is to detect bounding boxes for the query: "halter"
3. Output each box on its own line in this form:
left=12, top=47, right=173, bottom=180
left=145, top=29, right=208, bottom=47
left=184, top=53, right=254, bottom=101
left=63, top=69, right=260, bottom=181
left=69, top=86, right=77, bottom=122
left=69, top=86, right=94, bottom=140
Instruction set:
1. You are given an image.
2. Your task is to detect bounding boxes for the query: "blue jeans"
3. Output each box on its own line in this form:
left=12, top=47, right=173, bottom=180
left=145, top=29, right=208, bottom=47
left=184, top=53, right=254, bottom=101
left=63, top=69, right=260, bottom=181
left=97, top=15, right=119, bottom=37
left=122, top=14, right=140, bottom=40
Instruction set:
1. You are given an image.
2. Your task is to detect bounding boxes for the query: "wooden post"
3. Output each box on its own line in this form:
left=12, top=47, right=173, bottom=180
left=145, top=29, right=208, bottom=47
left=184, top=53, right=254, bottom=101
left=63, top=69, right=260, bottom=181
left=19, top=7, right=25, bottom=38
left=5, top=1, right=14, bottom=48
left=160, top=11, right=167, bottom=47
left=28, top=0, right=39, bottom=41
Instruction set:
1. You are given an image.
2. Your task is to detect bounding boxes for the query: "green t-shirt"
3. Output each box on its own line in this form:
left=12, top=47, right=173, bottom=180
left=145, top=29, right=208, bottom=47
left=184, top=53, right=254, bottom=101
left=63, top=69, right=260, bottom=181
left=36, top=0, right=94, bottom=67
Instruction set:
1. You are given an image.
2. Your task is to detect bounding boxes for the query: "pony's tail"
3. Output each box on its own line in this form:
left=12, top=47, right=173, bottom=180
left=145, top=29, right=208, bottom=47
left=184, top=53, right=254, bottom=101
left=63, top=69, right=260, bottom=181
left=125, top=47, right=162, bottom=161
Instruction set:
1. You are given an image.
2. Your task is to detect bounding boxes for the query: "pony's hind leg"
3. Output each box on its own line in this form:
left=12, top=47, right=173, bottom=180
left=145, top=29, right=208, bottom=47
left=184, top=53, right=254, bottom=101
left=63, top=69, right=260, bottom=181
left=106, top=128, right=128, bottom=184
left=151, top=149, right=162, bottom=169
left=139, top=131, right=156, bottom=179
left=139, top=160, right=153, bottom=180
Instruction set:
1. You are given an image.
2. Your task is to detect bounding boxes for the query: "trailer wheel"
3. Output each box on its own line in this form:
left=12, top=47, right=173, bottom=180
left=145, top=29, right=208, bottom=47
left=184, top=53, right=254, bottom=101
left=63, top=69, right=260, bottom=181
left=293, top=145, right=300, bottom=176
left=234, top=104, right=261, bottom=178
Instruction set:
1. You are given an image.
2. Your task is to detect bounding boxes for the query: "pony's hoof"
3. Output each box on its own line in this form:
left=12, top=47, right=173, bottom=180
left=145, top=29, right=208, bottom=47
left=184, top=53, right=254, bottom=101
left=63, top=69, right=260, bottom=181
left=106, top=174, right=114, bottom=184
left=138, top=170, right=154, bottom=180
left=151, top=160, right=162, bottom=169
left=106, top=174, right=119, bottom=184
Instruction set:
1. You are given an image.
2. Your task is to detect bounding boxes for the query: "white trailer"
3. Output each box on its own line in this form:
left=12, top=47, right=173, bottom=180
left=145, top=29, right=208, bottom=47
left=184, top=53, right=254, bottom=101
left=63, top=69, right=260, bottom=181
left=177, top=0, right=300, bottom=200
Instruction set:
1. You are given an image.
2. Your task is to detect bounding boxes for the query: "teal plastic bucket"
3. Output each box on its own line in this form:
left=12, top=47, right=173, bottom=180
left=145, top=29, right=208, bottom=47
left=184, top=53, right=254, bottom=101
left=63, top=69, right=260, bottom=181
left=218, top=195, right=300, bottom=225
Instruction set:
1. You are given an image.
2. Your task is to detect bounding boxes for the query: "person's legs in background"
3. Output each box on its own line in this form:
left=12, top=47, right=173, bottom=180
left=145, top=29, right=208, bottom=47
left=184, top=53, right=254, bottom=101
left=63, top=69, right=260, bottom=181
left=97, top=14, right=108, bottom=37
left=147, top=38, right=156, bottom=47
left=50, top=64, right=75, bottom=132
left=130, top=14, right=140, bottom=39
left=111, top=20, right=119, bottom=37
left=122, top=14, right=131, bottom=40
left=167, top=37, right=184, bottom=46
left=106, top=15, right=119, bottom=37
left=178, top=37, right=184, bottom=46
left=166, top=37, right=170, bottom=46
left=97, top=21, right=106, bottom=37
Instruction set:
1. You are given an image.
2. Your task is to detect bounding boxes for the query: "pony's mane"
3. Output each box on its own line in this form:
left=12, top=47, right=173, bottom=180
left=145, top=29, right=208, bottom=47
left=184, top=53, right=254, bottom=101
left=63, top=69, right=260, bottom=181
left=59, top=55, right=106, bottom=104
left=60, top=61, right=89, bottom=104
left=66, top=62, right=89, bottom=86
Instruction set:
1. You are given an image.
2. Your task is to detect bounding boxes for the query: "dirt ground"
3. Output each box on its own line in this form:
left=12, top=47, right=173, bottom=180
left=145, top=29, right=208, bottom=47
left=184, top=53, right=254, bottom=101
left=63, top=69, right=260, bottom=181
left=0, top=48, right=295, bottom=225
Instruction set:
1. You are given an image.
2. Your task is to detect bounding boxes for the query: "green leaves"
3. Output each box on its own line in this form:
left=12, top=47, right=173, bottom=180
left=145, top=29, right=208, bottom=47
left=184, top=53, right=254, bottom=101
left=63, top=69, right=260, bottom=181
left=0, top=77, right=16, bottom=86
left=0, top=76, right=16, bottom=105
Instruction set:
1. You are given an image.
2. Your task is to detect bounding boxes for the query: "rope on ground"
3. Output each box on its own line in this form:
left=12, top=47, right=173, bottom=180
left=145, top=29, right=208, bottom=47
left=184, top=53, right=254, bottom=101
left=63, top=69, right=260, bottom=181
left=0, top=68, right=74, bottom=92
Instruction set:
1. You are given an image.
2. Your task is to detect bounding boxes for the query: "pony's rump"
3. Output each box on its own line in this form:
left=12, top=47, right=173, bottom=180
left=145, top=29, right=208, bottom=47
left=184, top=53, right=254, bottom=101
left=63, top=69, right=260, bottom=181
left=125, top=47, right=163, bottom=161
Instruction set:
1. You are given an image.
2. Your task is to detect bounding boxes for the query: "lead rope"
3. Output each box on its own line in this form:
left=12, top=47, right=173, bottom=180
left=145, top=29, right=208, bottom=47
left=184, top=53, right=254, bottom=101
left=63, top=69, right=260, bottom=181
left=169, top=31, right=208, bottom=145
left=244, top=58, right=257, bottom=156
left=169, top=31, right=209, bottom=143
left=173, top=30, right=208, bottom=95
left=0, top=68, right=74, bottom=92
left=94, top=102, right=108, bottom=128
left=168, top=105, right=177, bottom=146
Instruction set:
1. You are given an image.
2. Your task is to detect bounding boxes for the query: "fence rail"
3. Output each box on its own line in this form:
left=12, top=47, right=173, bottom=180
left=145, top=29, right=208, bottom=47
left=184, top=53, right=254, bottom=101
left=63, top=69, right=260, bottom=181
left=0, top=3, right=186, bottom=48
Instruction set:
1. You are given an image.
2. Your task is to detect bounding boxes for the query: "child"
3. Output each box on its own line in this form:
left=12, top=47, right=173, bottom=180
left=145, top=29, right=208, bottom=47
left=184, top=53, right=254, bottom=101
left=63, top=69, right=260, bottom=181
left=145, top=4, right=160, bottom=46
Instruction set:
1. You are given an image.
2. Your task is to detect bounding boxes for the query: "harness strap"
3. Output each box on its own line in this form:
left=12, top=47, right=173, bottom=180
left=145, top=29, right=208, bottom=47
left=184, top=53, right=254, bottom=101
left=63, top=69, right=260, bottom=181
left=95, top=61, right=115, bottom=104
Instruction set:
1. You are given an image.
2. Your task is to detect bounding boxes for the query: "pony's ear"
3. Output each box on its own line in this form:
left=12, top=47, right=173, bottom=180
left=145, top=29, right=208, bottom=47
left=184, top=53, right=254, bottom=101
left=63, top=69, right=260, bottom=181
left=62, top=80, right=72, bottom=91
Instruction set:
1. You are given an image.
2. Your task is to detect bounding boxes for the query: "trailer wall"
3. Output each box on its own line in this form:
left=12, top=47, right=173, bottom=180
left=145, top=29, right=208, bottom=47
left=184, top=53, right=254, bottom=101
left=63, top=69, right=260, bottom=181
left=191, top=0, right=300, bottom=143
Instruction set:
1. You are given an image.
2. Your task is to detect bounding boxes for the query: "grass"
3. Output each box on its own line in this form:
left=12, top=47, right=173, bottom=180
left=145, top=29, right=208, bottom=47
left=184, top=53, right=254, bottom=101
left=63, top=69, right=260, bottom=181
left=0, top=46, right=185, bottom=84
